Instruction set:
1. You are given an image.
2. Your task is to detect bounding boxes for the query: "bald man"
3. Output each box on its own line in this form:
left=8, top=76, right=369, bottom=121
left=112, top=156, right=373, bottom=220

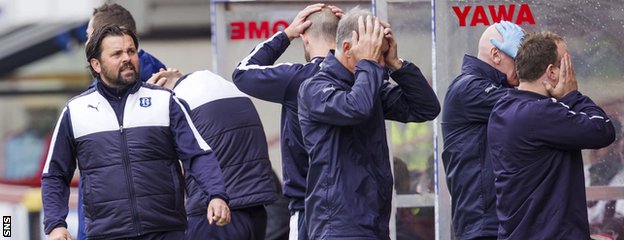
left=441, top=21, right=524, bottom=240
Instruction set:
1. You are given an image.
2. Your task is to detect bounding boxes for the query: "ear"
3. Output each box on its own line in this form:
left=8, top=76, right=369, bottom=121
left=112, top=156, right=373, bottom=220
left=89, top=58, right=102, bottom=74
left=545, top=64, right=557, bottom=80
left=490, top=47, right=501, bottom=65
left=341, top=41, right=352, bottom=57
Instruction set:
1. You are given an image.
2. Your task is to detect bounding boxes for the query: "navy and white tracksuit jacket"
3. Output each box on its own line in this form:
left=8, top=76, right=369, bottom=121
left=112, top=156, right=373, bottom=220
left=441, top=55, right=510, bottom=239
left=487, top=89, right=615, bottom=239
left=232, top=31, right=323, bottom=212
left=42, top=79, right=227, bottom=239
left=298, top=52, right=440, bottom=239
left=173, top=70, right=277, bottom=216
left=79, top=49, right=166, bottom=240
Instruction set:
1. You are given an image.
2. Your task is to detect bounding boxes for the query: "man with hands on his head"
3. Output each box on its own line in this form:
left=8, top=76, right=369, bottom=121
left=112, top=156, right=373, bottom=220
left=298, top=7, right=440, bottom=240
left=487, top=31, right=615, bottom=239
left=441, top=20, right=524, bottom=240
left=232, top=4, right=341, bottom=240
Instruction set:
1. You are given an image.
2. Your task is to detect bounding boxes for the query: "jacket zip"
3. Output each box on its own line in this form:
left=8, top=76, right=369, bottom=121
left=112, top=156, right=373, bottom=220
left=116, top=96, right=142, bottom=237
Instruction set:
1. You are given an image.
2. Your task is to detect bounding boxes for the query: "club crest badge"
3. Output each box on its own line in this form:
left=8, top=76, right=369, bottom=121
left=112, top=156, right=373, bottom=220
left=139, top=97, right=152, bottom=108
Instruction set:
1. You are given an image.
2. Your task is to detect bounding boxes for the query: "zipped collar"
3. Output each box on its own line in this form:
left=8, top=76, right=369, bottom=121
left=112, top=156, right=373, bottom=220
left=461, top=55, right=510, bottom=88
left=321, top=50, right=357, bottom=85
left=96, top=78, right=142, bottom=101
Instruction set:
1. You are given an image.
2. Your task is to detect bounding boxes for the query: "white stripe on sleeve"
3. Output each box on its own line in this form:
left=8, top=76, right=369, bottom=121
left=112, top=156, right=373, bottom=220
left=43, top=107, right=67, bottom=174
left=173, top=96, right=211, bottom=151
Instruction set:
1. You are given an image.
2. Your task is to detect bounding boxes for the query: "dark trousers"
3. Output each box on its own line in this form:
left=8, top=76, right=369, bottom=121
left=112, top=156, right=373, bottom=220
left=186, top=205, right=267, bottom=240
left=123, top=231, right=185, bottom=240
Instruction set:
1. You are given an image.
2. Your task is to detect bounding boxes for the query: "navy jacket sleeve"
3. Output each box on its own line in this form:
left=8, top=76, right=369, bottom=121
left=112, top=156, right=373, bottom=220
left=381, top=61, right=440, bottom=122
left=460, top=75, right=508, bottom=123
left=138, top=49, right=166, bottom=82
left=41, top=107, right=77, bottom=234
left=169, top=96, right=228, bottom=202
left=531, top=91, right=615, bottom=150
left=299, top=60, right=384, bottom=126
left=232, top=31, right=303, bottom=103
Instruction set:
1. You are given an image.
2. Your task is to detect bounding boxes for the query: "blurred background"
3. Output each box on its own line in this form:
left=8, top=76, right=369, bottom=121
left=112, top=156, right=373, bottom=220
left=0, top=0, right=622, bottom=239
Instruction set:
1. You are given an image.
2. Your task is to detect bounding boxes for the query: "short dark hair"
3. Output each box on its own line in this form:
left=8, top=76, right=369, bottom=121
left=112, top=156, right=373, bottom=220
left=304, top=7, right=339, bottom=43
left=85, top=25, right=139, bottom=78
left=515, top=31, right=564, bottom=82
left=92, top=3, right=137, bottom=33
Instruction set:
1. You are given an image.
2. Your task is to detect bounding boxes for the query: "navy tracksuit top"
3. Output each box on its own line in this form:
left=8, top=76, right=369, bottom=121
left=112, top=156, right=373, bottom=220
left=173, top=70, right=277, bottom=215
left=233, top=31, right=323, bottom=211
left=298, top=52, right=440, bottom=239
left=441, top=55, right=511, bottom=239
left=488, top=89, right=615, bottom=239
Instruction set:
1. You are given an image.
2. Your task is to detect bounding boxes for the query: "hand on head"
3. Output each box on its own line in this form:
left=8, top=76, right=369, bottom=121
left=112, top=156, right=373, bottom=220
left=350, top=15, right=386, bottom=64
left=285, top=3, right=343, bottom=41
left=327, top=5, right=344, bottom=18
left=284, top=3, right=324, bottom=40
left=490, top=20, right=525, bottom=59
left=543, top=53, right=578, bottom=99
left=146, top=68, right=182, bottom=88
left=379, top=20, right=402, bottom=71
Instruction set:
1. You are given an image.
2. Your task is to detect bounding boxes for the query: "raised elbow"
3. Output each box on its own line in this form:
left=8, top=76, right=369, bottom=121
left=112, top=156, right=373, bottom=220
left=231, top=69, right=244, bottom=85
left=588, top=123, right=617, bottom=149
left=418, top=100, right=441, bottom=121
left=427, top=101, right=442, bottom=120
left=599, top=128, right=617, bottom=149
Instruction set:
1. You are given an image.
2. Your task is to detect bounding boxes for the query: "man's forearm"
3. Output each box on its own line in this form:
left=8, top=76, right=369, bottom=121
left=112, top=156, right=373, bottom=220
left=188, top=152, right=228, bottom=202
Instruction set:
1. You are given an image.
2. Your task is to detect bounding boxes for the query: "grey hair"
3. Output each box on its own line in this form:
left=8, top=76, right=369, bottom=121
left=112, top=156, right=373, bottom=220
left=335, top=6, right=373, bottom=53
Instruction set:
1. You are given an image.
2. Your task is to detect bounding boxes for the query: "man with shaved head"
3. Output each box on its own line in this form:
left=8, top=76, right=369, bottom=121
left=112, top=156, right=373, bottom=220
left=441, top=21, right=524, bottom=240
left=232, top=4, right=341, bottom=240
